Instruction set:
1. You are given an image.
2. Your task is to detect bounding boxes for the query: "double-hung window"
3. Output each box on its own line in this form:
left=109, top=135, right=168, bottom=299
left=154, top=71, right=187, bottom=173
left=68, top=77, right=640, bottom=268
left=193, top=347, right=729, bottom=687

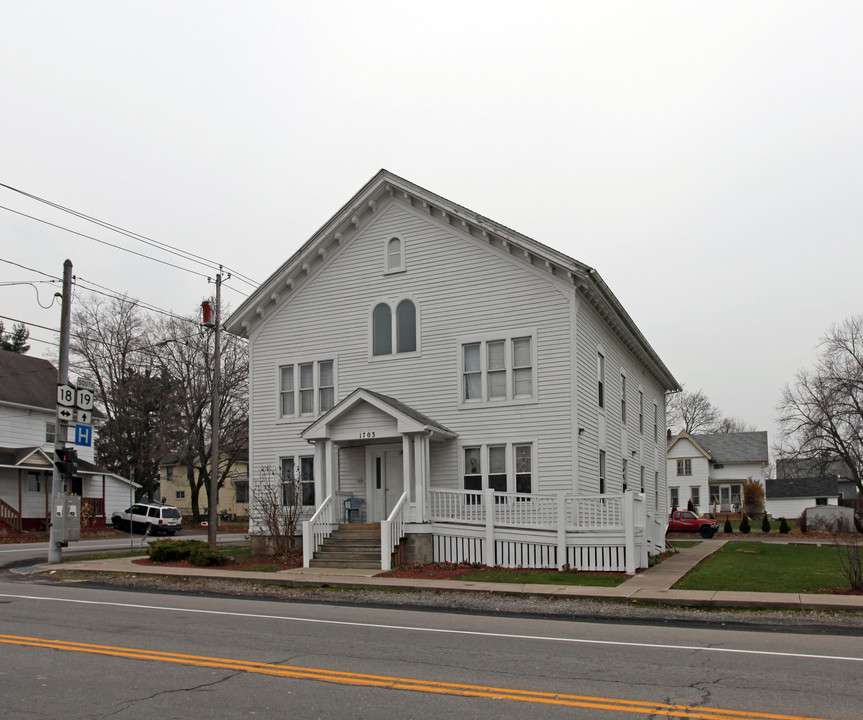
left=462, top=443, right=534, bottom=495
left=597, top=353, right=605, bottom=408
left=638, top=391, right=644, bottom=434
left=460, top=334, right=534, bottom=405
left=45, top=422, right=56, bottom=444
left=676, top=459, right=692, bottom=476
left=282, top=456, right=315, bottom=506
left=620, top=375, right=627, bottom=424
left=599, top=450, right=606, bottom=494
left=279, top=360, right=334, bottom=418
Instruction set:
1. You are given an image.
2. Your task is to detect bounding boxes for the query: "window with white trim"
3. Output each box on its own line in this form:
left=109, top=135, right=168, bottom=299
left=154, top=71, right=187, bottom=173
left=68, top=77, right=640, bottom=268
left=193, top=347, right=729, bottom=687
left=676, top=459, right=692, bottom=476
left=282, top=456, right=315, bottom=506
left=461, top=335, right=534, bottom=404
left=385, top=236, right=404, bottom=273
left=597, top=353, right=605, bottom=408
left=638, top=391, right=644, bottom=434
left=690, top=485, right=700, bottom=509
left=670, top=486, right=679, bottom=508
left=175, top=490, right=185, bottom=500
left=640, top=465, right=645, bottom=493
left=461, top=443, right=534, bottom=495
left=373, top=299, right=418, bottom=356
left=279, top=360, right=334, bottom=418
left=45, top=422, right=56, bottom=444
left=620, top=374, right=627, bottom=424
left=26, top=472, right=41, bottom=493
left=599, top=450, right=606, bottom=494
left=653, top=403, right=658, bottom=442
left=622, top=458, right=628, bottom=491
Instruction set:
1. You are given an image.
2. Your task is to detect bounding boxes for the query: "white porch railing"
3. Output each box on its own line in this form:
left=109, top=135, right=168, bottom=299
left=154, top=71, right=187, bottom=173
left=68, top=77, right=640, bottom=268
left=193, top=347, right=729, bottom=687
left=429, top=489, right=645, bottom=573
left=302, top=494, right=338, bottom=567
left=380, top=491, right=408, bottom=572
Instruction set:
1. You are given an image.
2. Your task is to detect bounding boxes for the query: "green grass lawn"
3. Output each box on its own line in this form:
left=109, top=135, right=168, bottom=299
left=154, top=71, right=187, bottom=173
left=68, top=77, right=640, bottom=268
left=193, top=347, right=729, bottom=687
left=673, top=541, right=848, bottom=593
left=456, top=568, right=627, bottom=587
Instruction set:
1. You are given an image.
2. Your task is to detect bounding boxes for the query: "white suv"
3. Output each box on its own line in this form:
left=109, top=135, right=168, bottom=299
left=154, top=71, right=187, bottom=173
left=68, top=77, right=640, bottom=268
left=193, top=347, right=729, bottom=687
left=112, top=501, right=183, bottom=536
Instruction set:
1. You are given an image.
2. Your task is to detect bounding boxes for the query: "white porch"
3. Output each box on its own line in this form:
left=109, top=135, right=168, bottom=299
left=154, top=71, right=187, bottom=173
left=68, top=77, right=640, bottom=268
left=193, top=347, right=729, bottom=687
left=304, top=489, right=654, bottom=574
left=299, top=388, right=658, bottom=574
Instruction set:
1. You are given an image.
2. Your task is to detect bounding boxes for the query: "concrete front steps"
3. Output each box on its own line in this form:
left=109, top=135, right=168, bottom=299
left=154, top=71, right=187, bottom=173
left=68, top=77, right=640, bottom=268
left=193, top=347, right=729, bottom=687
left=309, top=523, right=383, bottom=569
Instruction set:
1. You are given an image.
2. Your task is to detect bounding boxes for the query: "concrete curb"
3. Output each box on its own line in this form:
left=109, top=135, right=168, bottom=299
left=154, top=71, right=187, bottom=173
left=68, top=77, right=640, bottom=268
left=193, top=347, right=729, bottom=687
left=31, top=543, right=863, bottom=612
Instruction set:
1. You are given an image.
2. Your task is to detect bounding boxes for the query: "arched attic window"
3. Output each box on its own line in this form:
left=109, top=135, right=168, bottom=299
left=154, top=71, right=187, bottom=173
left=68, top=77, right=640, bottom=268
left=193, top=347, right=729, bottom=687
left=386, top=237, right=404, bottom=273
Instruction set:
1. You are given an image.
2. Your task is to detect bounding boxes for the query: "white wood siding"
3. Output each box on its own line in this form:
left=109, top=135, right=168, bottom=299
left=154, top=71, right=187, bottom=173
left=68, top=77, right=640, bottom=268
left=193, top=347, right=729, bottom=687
left=248, top=199, right=576, bottom=494
left=766, top=497, right=838, bottom=519
left=574, top=300, right=668, bottom=506
left=245, top=198, right=672, bottom=513
left=0, top=404, right=97, bottom=464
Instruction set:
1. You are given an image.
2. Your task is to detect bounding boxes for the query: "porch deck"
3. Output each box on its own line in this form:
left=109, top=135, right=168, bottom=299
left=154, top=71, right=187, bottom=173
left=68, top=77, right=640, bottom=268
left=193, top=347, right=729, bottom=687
left=304, top=489, right=658, bottom=573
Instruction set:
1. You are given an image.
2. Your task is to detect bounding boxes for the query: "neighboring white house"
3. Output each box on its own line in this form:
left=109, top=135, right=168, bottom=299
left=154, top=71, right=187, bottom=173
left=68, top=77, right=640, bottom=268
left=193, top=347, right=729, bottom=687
left=225, top=170, right=680, bottom=572
left=0, top=350, right=138, bottom=532
left=666, top=431, right=769, bottom=515
left=764, top=477, right=841, bottom=519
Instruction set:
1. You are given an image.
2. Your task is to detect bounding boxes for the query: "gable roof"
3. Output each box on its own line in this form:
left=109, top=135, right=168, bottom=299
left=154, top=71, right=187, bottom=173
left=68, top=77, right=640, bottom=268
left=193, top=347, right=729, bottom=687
left=0, top=446, right=54, bottom=469
left=666, top=430, right=713, bottom=459
left=766, top=477, right=840, bottom=499
left=302, top=387, right=456, bottom=441
left=667, top=431, right=769, bottom=464
left=224, top=170, right=679, bottom=392
left=688, top=432, right=769, bottom=464
left=0, top=351, right=57, bottom=410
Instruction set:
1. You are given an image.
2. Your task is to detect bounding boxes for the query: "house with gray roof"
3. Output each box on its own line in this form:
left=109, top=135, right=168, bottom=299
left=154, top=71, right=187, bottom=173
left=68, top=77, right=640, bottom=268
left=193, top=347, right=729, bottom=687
left=666, top=430, right=769, bottom=515
left=764, top=476, right=841, bottom=519
left=0, top=350, right=137, bottom=532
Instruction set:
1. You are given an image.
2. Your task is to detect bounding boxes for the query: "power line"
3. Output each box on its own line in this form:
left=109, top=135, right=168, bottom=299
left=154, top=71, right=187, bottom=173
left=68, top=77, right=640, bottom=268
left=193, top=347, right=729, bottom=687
left=1, top=204, right=213, bottom=279
left=0, top=182, right=259, bottom=287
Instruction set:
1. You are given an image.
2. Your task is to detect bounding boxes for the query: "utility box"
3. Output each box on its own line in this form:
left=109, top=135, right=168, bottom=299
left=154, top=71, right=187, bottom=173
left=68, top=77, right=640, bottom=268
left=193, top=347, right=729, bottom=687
left=53, top=494, right=81, bottom=543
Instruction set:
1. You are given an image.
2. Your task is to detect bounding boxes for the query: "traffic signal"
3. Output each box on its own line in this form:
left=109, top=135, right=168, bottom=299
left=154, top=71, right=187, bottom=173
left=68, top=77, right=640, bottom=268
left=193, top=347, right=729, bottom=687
left=55, top=447, right=78, bottom=477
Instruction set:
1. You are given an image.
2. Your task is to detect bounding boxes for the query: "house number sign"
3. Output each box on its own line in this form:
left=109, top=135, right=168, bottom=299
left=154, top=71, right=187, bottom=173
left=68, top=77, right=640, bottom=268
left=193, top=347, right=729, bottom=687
left=359, top=431, right=377, bottom=439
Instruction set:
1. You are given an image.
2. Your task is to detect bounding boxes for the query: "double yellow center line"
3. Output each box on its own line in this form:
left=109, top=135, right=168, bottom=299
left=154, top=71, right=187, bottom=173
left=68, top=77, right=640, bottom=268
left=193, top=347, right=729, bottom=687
left=0, top=633, right=829, bottom=720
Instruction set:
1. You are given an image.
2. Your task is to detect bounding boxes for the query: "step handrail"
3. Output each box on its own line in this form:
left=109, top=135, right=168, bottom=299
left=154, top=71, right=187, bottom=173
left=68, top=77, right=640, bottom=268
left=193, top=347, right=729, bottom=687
left=380, top=492, right=408, bottom=571
left=302, top=494, right=337, bottom=567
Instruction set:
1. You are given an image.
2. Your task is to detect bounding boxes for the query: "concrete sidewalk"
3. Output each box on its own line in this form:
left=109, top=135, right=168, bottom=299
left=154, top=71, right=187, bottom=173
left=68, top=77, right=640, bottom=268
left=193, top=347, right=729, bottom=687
left=24, top=540, right=863, bottom=612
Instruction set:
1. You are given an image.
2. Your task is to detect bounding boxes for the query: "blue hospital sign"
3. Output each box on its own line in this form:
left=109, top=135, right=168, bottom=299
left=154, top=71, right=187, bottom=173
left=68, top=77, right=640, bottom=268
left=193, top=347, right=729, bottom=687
left=75, top=424, right=93, bottom=447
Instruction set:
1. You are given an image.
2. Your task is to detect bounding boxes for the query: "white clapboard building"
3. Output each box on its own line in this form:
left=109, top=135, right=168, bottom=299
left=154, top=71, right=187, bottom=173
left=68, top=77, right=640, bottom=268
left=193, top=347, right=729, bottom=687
left=225, top=171, right=679, bottom=572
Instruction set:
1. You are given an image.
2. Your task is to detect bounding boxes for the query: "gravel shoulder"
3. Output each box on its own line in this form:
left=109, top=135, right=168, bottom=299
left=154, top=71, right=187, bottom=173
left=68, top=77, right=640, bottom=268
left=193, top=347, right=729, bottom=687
left=25, top=568, right=863, bottom=636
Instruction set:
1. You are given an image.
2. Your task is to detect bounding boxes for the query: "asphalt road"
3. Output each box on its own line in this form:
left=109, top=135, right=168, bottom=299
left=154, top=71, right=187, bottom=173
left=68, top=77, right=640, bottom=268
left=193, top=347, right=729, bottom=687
left=0, top=578, right=860, bottom=719
left=0, top=531, right=247, bottom=569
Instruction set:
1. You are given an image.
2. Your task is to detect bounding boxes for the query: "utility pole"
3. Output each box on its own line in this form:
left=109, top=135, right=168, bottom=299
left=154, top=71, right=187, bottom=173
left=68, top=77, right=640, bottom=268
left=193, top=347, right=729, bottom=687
left=208, top=269, right=222, bottom=548
left=48, top=259, right=73, bottom=564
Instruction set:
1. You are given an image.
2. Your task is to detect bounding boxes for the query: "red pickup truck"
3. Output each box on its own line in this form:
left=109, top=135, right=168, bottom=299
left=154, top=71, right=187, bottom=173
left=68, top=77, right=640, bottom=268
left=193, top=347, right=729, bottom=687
left=667, top=510, right=719, bottom=538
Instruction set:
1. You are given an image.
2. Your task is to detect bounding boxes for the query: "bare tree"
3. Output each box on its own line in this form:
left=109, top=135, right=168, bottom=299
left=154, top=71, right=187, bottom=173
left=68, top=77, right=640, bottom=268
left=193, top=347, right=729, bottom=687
left=712, top=416, right=758, bottom=434
left=154, top=310, right=248, bottom=520
left=777, top=314, right=863, bottom=495
left=70, top=295, right=180, bottom=499
left=667, top=388, right=722, bottom=434
left=249, top=464, right=305, bottom=559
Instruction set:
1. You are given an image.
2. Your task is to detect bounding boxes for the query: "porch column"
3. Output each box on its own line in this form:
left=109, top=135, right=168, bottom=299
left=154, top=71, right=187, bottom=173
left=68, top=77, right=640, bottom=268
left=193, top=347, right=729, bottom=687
left=402, top=434, right=414, bottom=522
left=326, top=440, right=338, bottom=496
left=313, top=441, right=326, bottom=506
left=414, top=433, right=430, bottom=523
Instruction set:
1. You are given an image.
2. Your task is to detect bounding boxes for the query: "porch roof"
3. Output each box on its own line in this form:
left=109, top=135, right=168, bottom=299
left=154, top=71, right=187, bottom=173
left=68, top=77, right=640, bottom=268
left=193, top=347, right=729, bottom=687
left=302, top=388, right=457, bottom=441
left=0, top=446, right=53, bottom=469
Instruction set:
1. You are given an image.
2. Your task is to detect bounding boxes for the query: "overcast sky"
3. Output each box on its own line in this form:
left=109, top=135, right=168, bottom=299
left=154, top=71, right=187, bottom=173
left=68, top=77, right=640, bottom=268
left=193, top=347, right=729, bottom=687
left=2, top=1, right=861, bottom=448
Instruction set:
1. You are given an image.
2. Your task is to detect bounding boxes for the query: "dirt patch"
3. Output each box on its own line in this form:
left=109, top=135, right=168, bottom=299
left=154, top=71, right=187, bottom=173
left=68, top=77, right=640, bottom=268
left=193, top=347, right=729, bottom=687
left=380, top=562, right=481, bottom=579
left=133, top=552, right=302, bottom=571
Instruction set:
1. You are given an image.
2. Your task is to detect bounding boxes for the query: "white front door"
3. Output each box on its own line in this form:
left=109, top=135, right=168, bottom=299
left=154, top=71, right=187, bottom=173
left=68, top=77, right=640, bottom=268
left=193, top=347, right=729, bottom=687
left=368, top=445, right=404, bottom=521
